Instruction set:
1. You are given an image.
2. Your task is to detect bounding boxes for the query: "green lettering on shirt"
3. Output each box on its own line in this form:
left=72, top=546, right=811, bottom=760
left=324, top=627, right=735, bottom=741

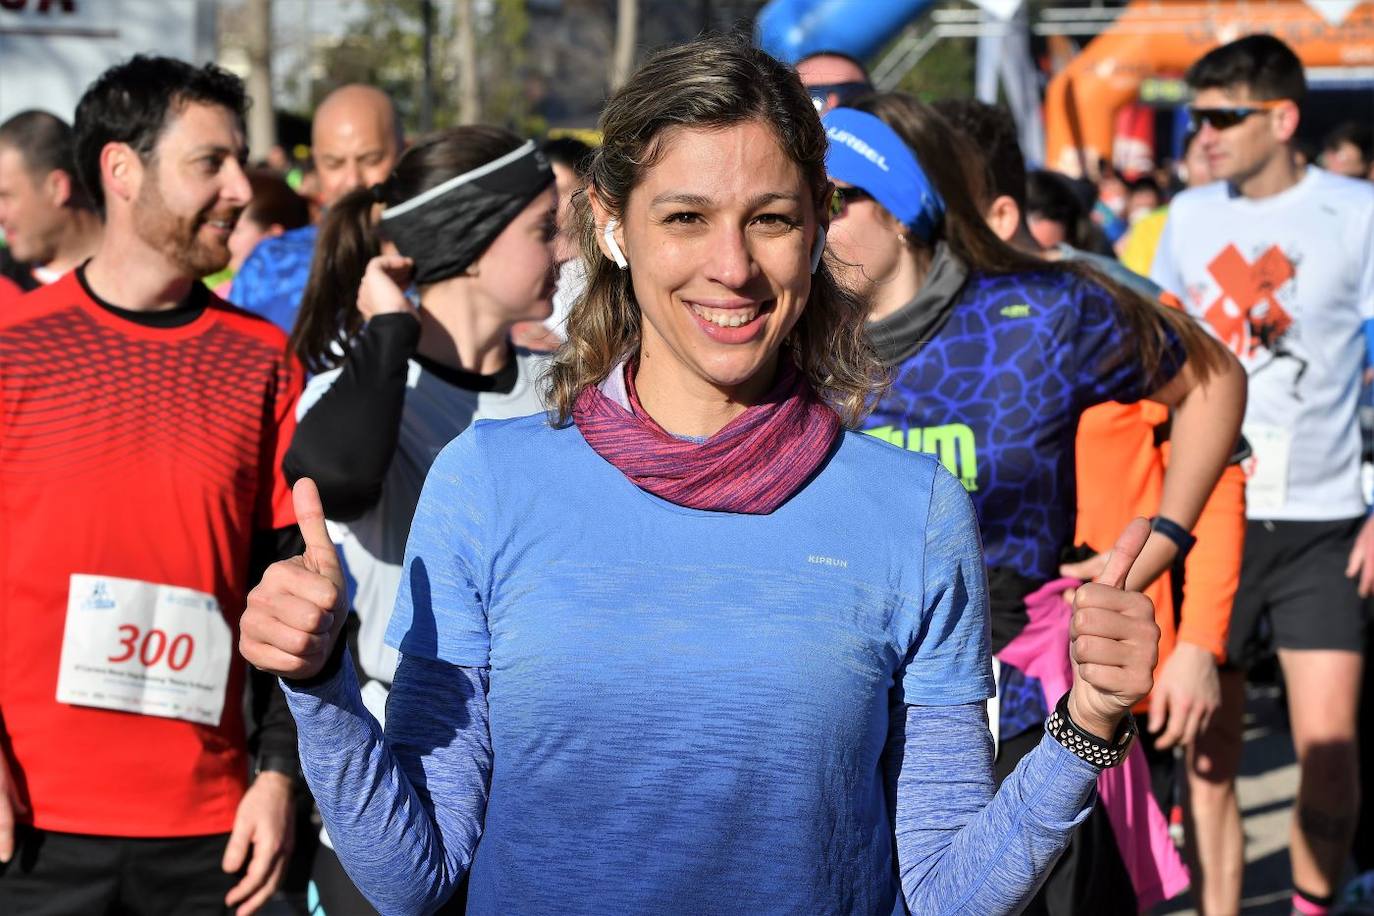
left=864, top=424, right=980, bottom=491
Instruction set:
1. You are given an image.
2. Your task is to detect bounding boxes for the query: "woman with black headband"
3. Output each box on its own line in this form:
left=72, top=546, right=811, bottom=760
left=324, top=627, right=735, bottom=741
left=243, top=39, right=1163, bottom=915
left=822, top=96, right=1246, bottom=914
left=280, top=126, right=556, bottom=913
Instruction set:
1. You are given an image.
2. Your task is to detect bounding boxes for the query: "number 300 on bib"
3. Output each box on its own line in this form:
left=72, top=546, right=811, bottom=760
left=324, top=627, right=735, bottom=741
left=56, top=574, right=233, bottom=726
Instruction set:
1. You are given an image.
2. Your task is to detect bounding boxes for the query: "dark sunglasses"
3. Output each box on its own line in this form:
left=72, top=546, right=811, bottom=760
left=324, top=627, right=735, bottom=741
left=807, top=81, right=872, bottom=112
left=829, top=186, right=873, bottom=218
left=1187, top=100, right=1285, bottom=132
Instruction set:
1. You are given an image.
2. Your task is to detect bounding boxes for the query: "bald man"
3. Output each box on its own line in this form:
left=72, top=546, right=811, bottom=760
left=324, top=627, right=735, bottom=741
left=795, top=51, right=872, bottom=114
left=231, top=84, right=401, bottom=332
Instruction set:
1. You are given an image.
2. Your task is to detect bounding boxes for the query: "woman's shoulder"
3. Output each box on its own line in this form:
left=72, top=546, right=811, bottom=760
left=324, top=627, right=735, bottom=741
left=431, top=412, right=576, bottom=474
left=830, top=428, right=956, bottom=502
left=825, top=431, right=979, bottom=552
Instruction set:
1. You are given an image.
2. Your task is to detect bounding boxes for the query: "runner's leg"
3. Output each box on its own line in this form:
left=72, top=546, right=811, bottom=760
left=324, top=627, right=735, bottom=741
left=1279, top=648, right=1362, bottom=899
left=1263, top=519, right=1368, bottom=901
left=1183, top=667, right=1245, bottom=916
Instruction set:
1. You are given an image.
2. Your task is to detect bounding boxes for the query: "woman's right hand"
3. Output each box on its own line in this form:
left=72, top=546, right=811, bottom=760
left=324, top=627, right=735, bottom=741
left=357, top=255, right=418, bottom=321
left=241, top=479, right=349, bottom=680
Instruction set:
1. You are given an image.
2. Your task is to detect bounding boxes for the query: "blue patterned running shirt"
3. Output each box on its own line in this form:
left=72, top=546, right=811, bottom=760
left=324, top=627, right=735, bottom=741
left=228, top=224, right=318, bottom=334
left=867, top=266, right=1184, bottom=582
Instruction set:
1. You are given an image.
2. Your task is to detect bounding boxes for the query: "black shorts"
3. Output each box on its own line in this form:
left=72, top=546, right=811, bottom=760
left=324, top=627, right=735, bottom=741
left=0, top=827, right=235, bottom=915
left=1228, top=516, right=1369, bottom=667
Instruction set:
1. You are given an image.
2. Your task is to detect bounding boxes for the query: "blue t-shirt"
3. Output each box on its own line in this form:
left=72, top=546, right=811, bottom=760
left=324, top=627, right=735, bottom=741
left=866, top=268, right=1182, bottom=582
left=383, top=414, right=993, bottom=913
left=228, top=224, right=318, bottom=334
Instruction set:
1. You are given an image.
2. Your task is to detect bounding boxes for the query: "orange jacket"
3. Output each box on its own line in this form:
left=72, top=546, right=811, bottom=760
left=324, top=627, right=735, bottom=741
left=1075, top=400, right=1245, bottom=708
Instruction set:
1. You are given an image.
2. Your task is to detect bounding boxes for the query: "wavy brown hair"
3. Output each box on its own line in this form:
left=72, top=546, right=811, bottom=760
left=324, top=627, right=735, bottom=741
left=543, top=37, right=887, bottom=427
left=851, top=92, right=1227, bottom=384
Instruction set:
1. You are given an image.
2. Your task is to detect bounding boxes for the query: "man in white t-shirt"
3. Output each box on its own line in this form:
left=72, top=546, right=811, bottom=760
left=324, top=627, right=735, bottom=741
left=1152, top=34, right=1374, bottom=916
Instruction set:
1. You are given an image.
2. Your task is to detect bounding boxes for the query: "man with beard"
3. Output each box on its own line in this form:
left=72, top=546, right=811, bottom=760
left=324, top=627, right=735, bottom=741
left=0, top=56, right=302, bottom=916
left=231, top=84, right=402, bottom=332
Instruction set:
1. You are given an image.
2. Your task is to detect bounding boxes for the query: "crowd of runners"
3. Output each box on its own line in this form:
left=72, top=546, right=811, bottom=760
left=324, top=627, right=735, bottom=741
left=0, top=26, right=1372, bottom=916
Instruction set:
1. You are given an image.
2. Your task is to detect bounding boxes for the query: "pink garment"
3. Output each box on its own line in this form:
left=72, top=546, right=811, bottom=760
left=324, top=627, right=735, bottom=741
left=996, top=578, right=1189, bottom=913
left=573, top=359, right=840, bottom=515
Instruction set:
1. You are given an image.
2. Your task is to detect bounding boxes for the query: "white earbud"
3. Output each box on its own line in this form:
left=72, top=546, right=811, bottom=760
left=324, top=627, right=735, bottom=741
left=810, top=226, right=827, bottom=273
left=603, top=218, right=628, bottom=269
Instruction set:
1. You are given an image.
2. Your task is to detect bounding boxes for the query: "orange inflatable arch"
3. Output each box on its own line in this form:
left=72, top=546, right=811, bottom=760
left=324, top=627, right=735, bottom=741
left=1044, top=0, right=1374, bottom=177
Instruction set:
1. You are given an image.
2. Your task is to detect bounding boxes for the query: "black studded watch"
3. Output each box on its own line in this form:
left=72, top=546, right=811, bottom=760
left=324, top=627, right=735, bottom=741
left=1046, top=693, right=1136, bottom=769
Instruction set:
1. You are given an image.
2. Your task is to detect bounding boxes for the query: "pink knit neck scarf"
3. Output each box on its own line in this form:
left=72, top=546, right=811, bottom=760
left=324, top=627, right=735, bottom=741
left=572, top=359, right=840, bottom=515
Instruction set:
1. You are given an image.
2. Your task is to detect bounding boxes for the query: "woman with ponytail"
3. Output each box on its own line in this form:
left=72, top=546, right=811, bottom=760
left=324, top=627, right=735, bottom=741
left=821, top=94, right=1247, bottom=914
left=244, top=38, right=1165, bottom=915
left=279, top=125, right=556, bottom=913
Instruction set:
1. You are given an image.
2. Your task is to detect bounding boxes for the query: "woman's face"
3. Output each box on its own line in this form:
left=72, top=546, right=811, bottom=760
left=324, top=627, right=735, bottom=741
left=824, top=181, right=905, bottom=303
left=603, top=119, right=821, bottom=395
left=469, top=186, right=559, bottom=322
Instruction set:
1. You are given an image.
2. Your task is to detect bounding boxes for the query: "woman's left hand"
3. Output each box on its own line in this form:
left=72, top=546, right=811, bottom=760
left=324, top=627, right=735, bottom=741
left=1065, top=517, right=1161, bottom=740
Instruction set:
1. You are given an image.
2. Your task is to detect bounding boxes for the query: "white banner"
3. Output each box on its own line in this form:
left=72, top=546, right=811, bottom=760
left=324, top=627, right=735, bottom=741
left=0, top=1, right=216, bottom=123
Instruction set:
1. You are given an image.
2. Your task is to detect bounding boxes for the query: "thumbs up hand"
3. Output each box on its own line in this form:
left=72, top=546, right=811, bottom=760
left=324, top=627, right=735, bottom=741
left=241, top=479, right=348, bottom=680
left=1065, top=518, right=1161, bottom=740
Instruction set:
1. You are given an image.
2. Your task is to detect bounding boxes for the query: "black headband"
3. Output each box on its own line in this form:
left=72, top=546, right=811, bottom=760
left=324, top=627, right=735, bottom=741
left=379, top=140, right=554, bottom=285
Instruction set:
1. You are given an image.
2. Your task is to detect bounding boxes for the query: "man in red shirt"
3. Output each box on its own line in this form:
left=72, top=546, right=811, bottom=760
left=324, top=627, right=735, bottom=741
left=0, top=56, right=302, bottom=915
left=0, top=111, right=101, bottom=304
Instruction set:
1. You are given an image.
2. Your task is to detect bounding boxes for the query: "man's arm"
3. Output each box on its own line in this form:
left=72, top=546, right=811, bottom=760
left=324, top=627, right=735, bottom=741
left=222, top=525, right=307, bottom=915
left=0, top=713, right=27, bottom=865
left=246, top=526, right=306, bottom=769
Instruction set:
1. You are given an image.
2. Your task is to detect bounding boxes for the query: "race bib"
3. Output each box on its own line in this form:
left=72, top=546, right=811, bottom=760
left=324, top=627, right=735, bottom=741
left=56, top=574, right=233, bottom=726
left=1241, top=423, right=1292, bottom=514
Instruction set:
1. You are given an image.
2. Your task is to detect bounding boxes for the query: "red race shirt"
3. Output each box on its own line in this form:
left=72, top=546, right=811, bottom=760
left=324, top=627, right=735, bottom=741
left=0, top=274, right=22, bottom=307
left=0, top=272, right=301, bottom=837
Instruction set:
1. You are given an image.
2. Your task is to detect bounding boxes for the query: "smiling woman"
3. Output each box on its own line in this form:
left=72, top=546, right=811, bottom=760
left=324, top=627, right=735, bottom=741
left=548, top=43, right=881, bottom=434
left=241, top=35, right=1166, bottom=916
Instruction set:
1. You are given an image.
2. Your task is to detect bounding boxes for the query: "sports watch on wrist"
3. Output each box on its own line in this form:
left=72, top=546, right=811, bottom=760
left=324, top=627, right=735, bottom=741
left=1046, top=693, right=1136, bottom=769
left=1150, top=515, right=1196, bottom=558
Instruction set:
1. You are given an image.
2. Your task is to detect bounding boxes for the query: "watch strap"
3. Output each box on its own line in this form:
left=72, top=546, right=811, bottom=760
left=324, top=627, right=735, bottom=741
left=1150, top=515, right=1196, bottom=557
